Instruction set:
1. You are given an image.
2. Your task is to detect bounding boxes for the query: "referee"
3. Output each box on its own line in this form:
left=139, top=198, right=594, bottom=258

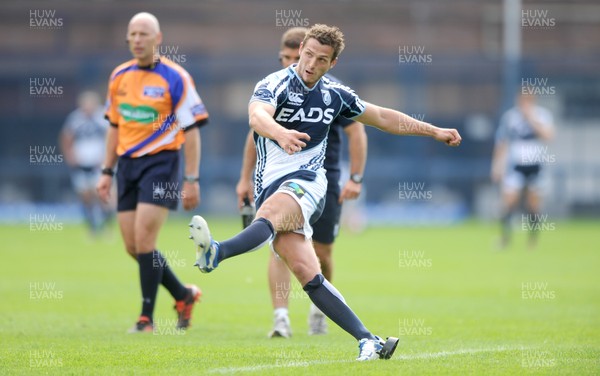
left=97, top=12, right=208, bottom=332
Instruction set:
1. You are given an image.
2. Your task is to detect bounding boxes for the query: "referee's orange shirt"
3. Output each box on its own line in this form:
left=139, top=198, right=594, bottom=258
left=105, top=57, right=209, bottom=157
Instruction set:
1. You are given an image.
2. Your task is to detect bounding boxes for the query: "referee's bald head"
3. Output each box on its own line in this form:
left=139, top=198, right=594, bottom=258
left=129, top=12, right=160, bottom=35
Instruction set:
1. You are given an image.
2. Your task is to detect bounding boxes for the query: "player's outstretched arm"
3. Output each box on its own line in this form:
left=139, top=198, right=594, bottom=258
left=355, top=102, right=461, bottom=147
left=248, top=101, right=311, bottom=155
left=236, top=130, right=257, bottom=207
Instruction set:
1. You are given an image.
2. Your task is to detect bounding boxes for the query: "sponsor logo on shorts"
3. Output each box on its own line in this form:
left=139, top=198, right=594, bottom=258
left=280, top=182, right=305, bottom=199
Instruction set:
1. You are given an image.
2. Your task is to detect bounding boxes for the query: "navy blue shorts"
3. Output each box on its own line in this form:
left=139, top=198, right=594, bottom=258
left=312, top=187, right=342, bottom=245
left=116, top=150, right=180, bottom=212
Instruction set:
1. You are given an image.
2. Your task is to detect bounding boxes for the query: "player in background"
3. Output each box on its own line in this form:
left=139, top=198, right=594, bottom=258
left=60, top=91, right=113, bottom=235
left=491, top=90, right=554, bottom=249
left=96, top=12, right=207, bottom=333
left=235, top=27, right=367, bottom=338
left=190, top=24, right=460, bottom=361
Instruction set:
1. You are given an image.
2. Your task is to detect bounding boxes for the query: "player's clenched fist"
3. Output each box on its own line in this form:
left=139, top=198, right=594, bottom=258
left=277, top=128, right=311, bottom=155
left=434, top=128, right=462, bottom=147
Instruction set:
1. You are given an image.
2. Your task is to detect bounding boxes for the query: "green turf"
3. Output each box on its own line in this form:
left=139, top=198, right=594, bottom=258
left=1, top=218, right=599, bottom=375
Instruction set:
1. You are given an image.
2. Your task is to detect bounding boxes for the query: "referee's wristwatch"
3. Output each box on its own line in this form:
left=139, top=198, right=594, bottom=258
left=350, top=173, right=363, bottom=184
left=101, top=166, right=115, bottom=177
left=183, top=175, right=199, bottom=183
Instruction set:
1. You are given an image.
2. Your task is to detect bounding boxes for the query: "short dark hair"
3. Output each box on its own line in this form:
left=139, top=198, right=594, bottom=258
left=281, top=27, right=308, bottom=50
left=302, top=24, right=345, bottom=60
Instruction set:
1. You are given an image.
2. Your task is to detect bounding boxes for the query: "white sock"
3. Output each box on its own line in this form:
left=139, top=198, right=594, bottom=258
left=274, top=307, right=288, bottom=318
left=310, top=303, right=324, bottom=315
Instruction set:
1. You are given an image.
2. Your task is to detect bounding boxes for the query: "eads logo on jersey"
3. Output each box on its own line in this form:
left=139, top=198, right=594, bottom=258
left=276, top=107, right=335, bottom=124
left=281, top=182, right=305, bottom=199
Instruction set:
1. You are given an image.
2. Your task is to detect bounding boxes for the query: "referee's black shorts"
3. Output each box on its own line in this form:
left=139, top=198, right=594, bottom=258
left=116, top=150, right=180, bottom=212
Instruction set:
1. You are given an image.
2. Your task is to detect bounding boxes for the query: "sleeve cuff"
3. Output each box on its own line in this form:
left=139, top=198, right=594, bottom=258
left=183, top=118, right=209, bottom=132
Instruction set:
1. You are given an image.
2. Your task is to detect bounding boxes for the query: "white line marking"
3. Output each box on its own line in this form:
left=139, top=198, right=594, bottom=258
left=208, top=345, right=532, bottom=374
left=396, top=345, right=533, bottom=360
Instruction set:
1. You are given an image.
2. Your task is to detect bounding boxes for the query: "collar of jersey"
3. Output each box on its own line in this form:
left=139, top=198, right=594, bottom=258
left=136, top=57, right=162, bottom=70
left=288, top=64, right=320, bottom=92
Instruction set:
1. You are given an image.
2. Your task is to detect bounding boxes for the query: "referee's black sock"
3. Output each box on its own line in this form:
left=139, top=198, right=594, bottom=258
left=217, top=217, right=274, bottom=263
left=138, top=252, right=163, bottom=320
left=153, top=250, right=187, bottom=301
left=303, top=274, right=375, bottom=341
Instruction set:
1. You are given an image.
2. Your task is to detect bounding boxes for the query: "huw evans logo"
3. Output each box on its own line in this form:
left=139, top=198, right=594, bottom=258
left=521, top=78, right=556, bottom=96
left=29, top=77, right=63, bottom=97
left=275, top=10, right=309, bottom=28
left=522, top=9, right=556, bottom=29
left=29, top=145, right=63, bottom=165
left=154, top=45, right=187, bottom=64
left=399, top=45, right=432, bottom=64
left=29, top=9, right=63, bottom=30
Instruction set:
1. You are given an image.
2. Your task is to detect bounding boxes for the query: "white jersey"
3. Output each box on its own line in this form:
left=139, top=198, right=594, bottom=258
left=496, top=105, right=553, bottom=167
left=249, top=64, right=365, bottom=201
left=62, top=108, right=108, bottom=167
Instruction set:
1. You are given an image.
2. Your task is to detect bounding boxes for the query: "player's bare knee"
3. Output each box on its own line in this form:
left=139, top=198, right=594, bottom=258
left=133, top=229, right=158, bottom=254
left=289, top=260, right=319, bottom=286
left=256, top=203, right=278, bottom=226
left=134, top=237, right=155, bottom=254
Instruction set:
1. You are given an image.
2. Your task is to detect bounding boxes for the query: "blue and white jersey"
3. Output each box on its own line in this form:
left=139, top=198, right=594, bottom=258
left=249, top=64, right=365, bottom=197
left=62, top=108, right=108, bottom=168
left=496, top=105, right=553, bottom=167
left=321, top=73, right=355, bottom=179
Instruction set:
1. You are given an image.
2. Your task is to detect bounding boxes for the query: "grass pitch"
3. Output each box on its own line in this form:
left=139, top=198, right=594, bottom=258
left=1, top=217, right=599, bottom=375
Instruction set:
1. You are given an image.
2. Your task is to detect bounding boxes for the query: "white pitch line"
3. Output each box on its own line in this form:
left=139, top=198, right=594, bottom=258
left=208, top=345, right=533, bottom=374
left=396, top=345, right=534, bottom=360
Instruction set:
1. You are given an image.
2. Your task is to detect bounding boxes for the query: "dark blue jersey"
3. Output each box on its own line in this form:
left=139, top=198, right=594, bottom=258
left=323, top=74, right=355, bottom=177
left=249, top=64, right=365, bottom=195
